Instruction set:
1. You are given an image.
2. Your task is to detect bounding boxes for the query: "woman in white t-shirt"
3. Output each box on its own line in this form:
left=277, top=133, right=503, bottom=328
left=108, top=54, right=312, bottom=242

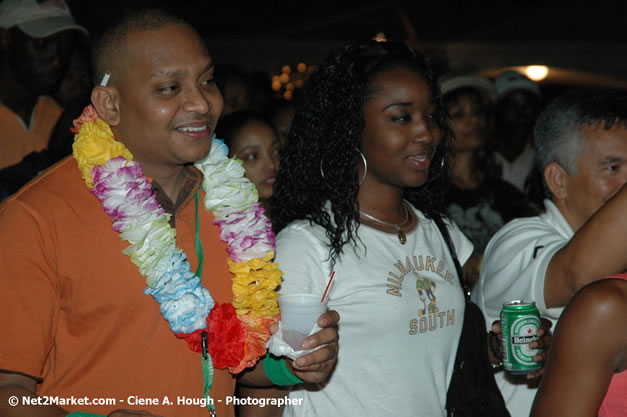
left=266, top=40, right=473, bottom=417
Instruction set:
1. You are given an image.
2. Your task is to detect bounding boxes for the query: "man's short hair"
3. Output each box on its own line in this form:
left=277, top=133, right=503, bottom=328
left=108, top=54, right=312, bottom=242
left=533, top=87, right=627, bottom=197
left=90, top=7, right=188, bottom=86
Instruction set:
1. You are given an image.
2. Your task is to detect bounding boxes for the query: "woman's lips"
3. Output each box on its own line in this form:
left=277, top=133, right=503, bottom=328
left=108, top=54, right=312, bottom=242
left=407, top=154, right=432, bottom=171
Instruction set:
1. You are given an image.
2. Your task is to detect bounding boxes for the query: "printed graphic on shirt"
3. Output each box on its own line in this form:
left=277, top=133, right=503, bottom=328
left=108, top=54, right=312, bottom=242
left=415, top=272, right=438, bottom=316
left=386, top=255, right=455, bottom=297
left=409, top=308, right=456, bottom=335
left=533, top=245, right=545, bottom=259
left=382, top=254, right=458, bottom=335
left=410, top=269, right=457, bottom=335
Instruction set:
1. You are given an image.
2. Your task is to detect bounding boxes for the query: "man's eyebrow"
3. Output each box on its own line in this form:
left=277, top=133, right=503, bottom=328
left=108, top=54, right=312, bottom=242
left=152, top=63, right=214, bottom=78
left=152, top=69, right=185, bottom=78
left=600, top=156, right=624, bottom=165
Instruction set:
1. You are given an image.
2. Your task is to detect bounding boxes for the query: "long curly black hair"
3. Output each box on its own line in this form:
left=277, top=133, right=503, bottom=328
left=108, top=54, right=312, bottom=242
left=270, top=40, right=453, bottom=266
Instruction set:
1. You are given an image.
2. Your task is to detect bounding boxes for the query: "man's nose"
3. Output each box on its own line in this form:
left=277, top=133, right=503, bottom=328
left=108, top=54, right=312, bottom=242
left=183, top=87, right=211, bottom=114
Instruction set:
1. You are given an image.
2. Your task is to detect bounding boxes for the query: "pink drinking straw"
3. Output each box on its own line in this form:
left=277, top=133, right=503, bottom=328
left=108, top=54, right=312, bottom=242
left=320, top=271, right=336, bottom=303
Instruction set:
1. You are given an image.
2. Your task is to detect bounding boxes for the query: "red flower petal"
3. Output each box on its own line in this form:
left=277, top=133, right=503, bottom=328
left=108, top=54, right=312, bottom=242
left=230, top=313, right=278, bottom=374
left=176, top=306, right=279, bottom=373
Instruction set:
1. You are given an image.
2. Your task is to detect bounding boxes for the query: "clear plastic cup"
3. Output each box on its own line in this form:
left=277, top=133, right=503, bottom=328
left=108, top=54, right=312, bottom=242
left=278, top=294, right=328, bottom=350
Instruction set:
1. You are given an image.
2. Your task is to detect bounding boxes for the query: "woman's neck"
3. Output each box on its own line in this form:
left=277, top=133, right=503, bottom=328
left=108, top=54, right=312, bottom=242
left=357, top=183, right=407, bottom=223
left=357, top=183, right=418, bottom=237
left=450, top=150, right=482, bottom=189
left=260, top=199, right=272, bottom=218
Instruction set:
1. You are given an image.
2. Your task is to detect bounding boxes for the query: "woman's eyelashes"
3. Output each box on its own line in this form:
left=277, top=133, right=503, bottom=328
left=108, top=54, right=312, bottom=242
left=242, top=152, right=258, bottom=162
left=391, top=113, right=411, bottom=123
left=390, top=112, right=437, bottom=126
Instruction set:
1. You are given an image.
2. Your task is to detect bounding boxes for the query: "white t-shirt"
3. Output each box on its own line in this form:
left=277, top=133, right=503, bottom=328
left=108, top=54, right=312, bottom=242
left=276, top=204, right=473, bottom=417
left=493, top=142, right=535, bottom=192
left=472, top=199, right=574, bottom=417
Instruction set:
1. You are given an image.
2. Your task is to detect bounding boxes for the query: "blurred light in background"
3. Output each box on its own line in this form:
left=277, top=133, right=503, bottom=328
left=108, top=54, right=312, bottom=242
left=373, top=32, right=387, bottom=42
left=526, top=65, right=549, bottom=81
left=479, top=66, right=627, bottom=93
left=272, top=62, right=315, bottom=100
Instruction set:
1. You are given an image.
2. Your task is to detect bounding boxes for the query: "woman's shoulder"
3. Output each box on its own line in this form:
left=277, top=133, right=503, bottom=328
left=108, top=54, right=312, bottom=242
left=276, top=218, right=327, bottom=244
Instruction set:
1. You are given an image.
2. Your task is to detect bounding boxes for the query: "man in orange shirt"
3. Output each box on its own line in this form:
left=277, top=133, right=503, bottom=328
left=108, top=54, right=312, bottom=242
left=0, top=7, right=339, bottom=417
left=0, top=0, right=88, bottom=170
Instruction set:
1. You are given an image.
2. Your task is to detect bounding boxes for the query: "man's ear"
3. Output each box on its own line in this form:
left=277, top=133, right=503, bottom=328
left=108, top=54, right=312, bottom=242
left=91, top=86, right=120, bottom=126
left=544, top=161, right=569, bottom=200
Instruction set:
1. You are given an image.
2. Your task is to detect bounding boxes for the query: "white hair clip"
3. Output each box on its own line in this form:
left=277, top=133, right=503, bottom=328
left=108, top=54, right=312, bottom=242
left=100, top=72, right=111, bottom=87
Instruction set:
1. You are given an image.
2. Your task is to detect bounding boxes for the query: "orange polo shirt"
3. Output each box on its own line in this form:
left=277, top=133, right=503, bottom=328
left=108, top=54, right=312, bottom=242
left=0, top=96, right=62, bottom=169
left=0, top=157, right=236, bottom=417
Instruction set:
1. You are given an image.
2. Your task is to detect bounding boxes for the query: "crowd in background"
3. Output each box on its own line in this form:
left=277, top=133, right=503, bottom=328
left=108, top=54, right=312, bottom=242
left=0, top=0, right=550, bottom=206
left=0, top=0, right=565, bottom=210
left=1, top=2, right=626, bottom=417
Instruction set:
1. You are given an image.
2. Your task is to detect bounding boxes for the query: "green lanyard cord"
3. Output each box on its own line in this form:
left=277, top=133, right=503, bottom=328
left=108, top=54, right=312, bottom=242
left=196, top=193, right=213, bottom=414
left=202, top=331, right=216, bottom=415
left=194, top=191, right=204, bottom=278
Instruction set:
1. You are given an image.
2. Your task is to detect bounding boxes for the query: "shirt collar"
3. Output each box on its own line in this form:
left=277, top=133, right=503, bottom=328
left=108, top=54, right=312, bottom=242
left=151, top=164, right=203, bottom=227
left=541, top=199, right=574, bottom=239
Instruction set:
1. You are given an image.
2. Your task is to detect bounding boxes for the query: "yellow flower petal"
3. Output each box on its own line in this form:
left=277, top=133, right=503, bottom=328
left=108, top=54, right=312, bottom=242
left=229, top=252, right=282, bottom=318
left=73, top=119, right=133, bottom=188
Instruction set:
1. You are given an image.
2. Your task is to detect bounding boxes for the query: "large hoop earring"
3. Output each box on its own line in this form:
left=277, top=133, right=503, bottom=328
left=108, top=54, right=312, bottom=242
left=320, top=149, right=367, bottom=185
left=357, top=149, right=367, bottom=185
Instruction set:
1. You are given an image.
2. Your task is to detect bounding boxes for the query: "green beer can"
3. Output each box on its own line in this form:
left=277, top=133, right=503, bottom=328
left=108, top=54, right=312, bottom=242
left=500, top=300, right=541, bottom=374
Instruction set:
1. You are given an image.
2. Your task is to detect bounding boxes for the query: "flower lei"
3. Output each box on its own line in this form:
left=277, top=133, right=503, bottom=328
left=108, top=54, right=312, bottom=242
left=71, top=105, right=281, bottom=374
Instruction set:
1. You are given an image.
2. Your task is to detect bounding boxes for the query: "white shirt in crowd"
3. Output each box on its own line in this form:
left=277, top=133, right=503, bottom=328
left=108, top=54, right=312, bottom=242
left=493, top=142, right=536, bottom=192
left=472, top=199, right=574, bottom=417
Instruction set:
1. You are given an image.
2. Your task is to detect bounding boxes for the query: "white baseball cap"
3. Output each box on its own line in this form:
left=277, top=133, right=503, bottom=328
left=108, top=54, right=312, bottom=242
left=494, top=70, right=541, bottom=99
left=438, top=74, right=498, bottom=103
left=0, top=0, right=87, bottom=38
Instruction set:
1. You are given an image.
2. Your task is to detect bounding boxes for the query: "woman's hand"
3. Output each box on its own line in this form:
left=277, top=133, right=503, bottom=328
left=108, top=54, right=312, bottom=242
left=275, top=310, right=340, bottom=383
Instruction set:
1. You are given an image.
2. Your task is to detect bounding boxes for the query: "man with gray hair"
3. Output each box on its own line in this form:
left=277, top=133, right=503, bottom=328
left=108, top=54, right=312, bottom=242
left=472, top=87, right=627, bottom=417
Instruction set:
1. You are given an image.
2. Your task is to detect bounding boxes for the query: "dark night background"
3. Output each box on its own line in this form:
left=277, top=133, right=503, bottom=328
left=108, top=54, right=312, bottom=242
left=67, top=0, right=627, bottom=101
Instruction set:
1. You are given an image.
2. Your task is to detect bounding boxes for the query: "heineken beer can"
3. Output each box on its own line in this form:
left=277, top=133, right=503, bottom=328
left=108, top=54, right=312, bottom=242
left=500, top=300, right=541, bottom=374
